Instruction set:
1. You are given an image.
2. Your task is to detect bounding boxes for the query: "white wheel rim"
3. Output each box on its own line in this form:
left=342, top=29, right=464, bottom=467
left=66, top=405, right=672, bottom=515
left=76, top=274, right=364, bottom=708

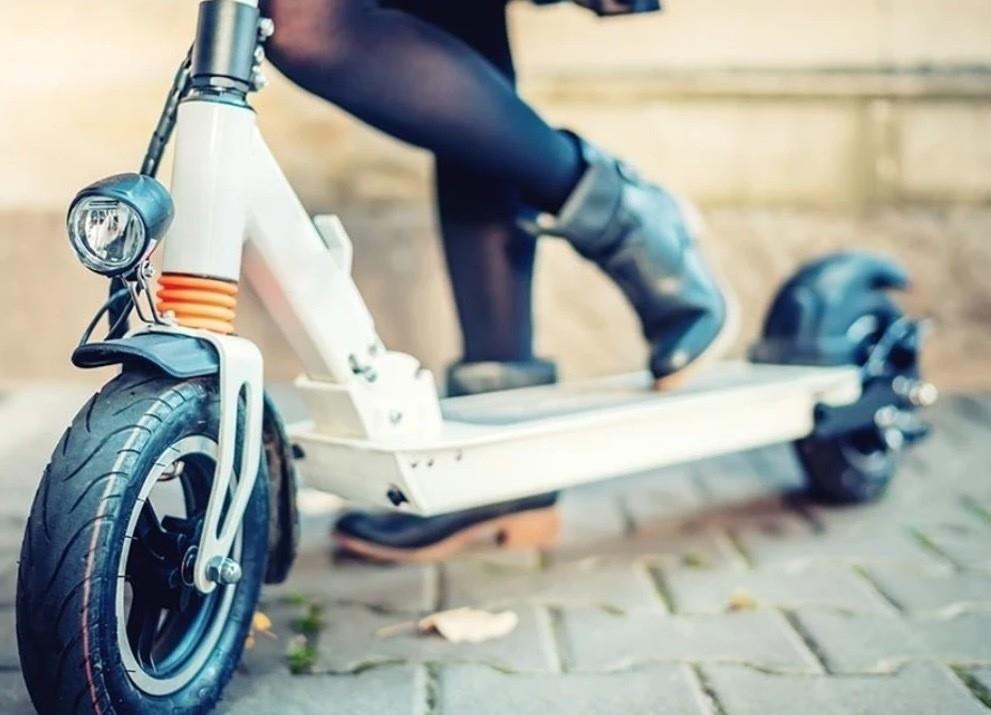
left=115, top=435, right=243, bottom=696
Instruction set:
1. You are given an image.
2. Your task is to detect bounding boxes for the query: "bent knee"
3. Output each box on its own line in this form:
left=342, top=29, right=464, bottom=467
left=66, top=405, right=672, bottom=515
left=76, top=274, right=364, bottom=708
left=263, top=0, right=360, bottom=79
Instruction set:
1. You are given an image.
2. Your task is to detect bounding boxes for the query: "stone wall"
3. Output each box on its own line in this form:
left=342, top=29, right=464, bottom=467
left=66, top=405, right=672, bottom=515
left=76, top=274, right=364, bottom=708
left=1, top=0, right=989, bottom=388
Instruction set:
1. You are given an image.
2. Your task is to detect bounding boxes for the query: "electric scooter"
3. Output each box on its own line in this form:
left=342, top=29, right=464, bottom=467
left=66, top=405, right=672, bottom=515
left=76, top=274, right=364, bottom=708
left=15, top=2, right=936, bottom=713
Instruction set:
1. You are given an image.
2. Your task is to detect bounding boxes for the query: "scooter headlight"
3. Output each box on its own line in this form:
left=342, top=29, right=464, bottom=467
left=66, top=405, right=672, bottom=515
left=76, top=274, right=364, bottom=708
left=67, top=173, right=174, bottom=276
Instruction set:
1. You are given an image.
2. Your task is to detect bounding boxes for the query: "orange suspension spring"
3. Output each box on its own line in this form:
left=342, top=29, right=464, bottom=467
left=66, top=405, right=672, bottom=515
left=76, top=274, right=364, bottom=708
left=156, top=274, right=239, bottom=334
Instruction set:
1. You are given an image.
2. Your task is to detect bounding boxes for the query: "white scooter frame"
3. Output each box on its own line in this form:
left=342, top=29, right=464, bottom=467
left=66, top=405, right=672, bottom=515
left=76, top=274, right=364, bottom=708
left=122, top=0, right=929, bottom=594
left=14, top=4, right=937, bottom=712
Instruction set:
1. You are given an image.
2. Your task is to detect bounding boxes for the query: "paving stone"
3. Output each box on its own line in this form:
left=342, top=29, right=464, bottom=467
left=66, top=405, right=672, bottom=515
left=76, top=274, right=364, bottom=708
left=702, top=662, right=988, bottom=715
left=439, top=663, right=708, bottom=715
left=220, top=665, right=425, bottom=714
left=663, top=563, right=894, bottom=615
left=792, top=608, right=991, bottom=673
left=263, top=548, right=436, bottom=613
left=555, top=483, right=630, bottom=552
left=560, top=608, right=820, bottom=673
left=0, top=671, right=34, bottom=715
left=553, top=514, right=739, bottom=569
left=450, top=548, right=542, bottom=570
left=443, top=554, right=664, bottom=614
left=244, top=598, right=558, bottom=675
left=908, top=406, right=989, bottom=482
left=693, top=452, right=792, bottom=505
left=802, top=474, right=991, bottom=571
left=312, top=604, right=558, bottom=674
left=733, top=510, right=947, bottom=570
left=0, top=607, right=18, bottom=669
left=863, top=564, right=991, bottom=614
left=743, top=445, right=806, bottom=494
left=0, top=563, right=16, bottom=608
left=913, top=515, right=991, bottom=572
left=621, top=466, right=707, bottom=529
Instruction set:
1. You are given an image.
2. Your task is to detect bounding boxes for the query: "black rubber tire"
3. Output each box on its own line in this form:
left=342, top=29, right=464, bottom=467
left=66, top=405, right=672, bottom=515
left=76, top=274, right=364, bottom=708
left=16, top=371, right=269, bottom=715
left=796, top=431, right=897, bottom=504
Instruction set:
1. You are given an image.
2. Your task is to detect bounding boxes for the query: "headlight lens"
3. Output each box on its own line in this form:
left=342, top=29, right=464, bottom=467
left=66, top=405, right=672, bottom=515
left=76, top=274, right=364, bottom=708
left=66, top=173, right=174, bottom=277
left=68, top=197, right=148, bottom=274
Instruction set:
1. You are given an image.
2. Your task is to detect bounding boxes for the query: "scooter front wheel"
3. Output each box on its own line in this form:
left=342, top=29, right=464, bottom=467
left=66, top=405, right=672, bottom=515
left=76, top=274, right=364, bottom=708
left=16, top=371, right=268, bottom=715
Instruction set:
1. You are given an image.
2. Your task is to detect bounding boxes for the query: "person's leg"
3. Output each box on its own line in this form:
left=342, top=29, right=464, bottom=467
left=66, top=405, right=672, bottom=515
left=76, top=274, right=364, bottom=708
left=264, top=0, right=582, bottom=214
left=265, top=0, right=730, bottom=388
left=409, top=1, right=537, bottom=366
left=331, top=1, right=560, bottom=563
left=265, top=0, right=733, bottom=561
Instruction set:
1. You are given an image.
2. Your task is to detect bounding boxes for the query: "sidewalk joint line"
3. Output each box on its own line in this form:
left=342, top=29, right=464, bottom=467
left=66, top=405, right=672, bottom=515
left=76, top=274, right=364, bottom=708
left=615, top=494, right=637, bottom=538
left=690, top=664, right=730, bottom=715
left=951, top=665, right=991, bottom=710
left=422, top=662, right=441, bottom=715
left=645, top=563, right=676, bottom=613
left=851, top=564, right=904, bottom=612
left=781, top=609, right=832, bottom=674
left=723, top=528, right=755, bottom=569
left=544, top=606, right=571, bottom=674
left=908, top=527, right=964, bottom=572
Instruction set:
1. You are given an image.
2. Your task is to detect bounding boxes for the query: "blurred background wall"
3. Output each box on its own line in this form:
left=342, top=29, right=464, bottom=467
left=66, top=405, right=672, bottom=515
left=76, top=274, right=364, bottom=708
left=1, top=0, right=989, bottom=390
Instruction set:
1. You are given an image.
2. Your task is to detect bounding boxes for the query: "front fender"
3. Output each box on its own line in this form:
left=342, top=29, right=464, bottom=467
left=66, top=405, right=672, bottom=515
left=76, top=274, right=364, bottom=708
left=72, top=332, right=299, bottom=584
left=751, top=251, right=909, bottom=366
left=72, top=331, right=219, bottom=377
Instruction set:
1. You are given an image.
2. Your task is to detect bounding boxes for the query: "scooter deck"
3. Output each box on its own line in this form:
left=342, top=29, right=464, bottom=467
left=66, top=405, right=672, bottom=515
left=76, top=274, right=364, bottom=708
left=294, top=361, right=861, bottom=515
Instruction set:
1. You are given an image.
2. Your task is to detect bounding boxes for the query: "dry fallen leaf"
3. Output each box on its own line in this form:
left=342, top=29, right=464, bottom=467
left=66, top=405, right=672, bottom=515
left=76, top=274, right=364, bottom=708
left=253, top=611, right=274, bottom=633
left=246, top=610, right=278, bottom=649
left=417, top=608, right=519, bottom=643
left=726, top=590, right=757, bottom=612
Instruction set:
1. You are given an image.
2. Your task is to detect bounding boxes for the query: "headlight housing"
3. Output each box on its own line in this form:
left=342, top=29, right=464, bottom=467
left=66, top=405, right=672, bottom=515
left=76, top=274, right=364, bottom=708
left=67, top=173, right=174, bottom=276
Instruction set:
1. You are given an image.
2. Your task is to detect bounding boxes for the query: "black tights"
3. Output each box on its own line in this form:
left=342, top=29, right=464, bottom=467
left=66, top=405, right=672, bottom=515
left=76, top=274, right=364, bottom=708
left=264, top=0, right=584, bottom=362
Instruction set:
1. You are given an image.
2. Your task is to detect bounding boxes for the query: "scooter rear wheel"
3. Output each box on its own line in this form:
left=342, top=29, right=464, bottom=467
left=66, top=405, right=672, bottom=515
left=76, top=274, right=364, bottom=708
left=16, top=370, right=268, bottom=714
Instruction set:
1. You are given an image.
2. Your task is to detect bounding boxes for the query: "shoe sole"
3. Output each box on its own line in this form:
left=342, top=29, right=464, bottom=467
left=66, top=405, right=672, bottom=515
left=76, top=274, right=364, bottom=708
left=654, top=195, right=742, bottom=391
left=333, top=506, right=561, bottom=564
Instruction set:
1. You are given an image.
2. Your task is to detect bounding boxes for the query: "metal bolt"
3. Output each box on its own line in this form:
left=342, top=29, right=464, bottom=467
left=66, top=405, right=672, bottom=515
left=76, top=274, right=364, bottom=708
left=896, top=378, right=939, bottom=408
left=349, top=354, right=379, bottom=383
left=881, top=427, right=905, bottom=452
left=386, top=487, right=408, bottom=506
left=258, top=17, right=275, bottom=39
left=254, top=46, right=266, bottom=64
left=874, top=406, right=900, bottom=429
left=206, top=556, right=242, bottom=585
left=252, top=70, right=269, bottom=91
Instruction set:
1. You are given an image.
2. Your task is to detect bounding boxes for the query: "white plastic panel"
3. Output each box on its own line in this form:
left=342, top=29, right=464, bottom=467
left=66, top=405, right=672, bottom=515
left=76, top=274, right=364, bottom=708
left=295, top=362, right=862, bottom=515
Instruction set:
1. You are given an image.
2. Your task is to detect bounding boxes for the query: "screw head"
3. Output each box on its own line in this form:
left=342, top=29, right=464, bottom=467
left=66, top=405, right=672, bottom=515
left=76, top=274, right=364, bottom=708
left=206, top=556, right=242, bottom=585
left=908, top=381, right=939, bottom=408
left=258, top=17, right=275, bottom=39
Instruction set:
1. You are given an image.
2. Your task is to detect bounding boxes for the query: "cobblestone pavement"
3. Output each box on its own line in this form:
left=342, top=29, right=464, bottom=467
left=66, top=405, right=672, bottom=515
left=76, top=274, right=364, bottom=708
left=0, top=387, right=989, bottom=713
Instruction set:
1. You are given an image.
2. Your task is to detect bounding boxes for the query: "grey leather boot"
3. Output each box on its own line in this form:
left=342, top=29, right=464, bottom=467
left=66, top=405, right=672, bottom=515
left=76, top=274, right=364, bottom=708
left=333, top=359, right=560, bottom=563
left=531, top=135, right=734, bottom=383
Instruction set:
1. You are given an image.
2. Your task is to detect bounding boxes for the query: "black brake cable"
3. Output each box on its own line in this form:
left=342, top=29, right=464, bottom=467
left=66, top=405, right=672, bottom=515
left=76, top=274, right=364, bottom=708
left=141, top=45, right=194, bottom=179
left=79, top=288, right=132, bottom=348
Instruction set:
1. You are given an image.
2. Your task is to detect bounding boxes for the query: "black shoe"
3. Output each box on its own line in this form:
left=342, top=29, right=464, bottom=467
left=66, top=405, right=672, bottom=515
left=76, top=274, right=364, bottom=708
left=531, top=134, right=736, bottom=383
left=334, top=492, right=559, bottom=563
left=333, top=359, right=560, bottom=563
